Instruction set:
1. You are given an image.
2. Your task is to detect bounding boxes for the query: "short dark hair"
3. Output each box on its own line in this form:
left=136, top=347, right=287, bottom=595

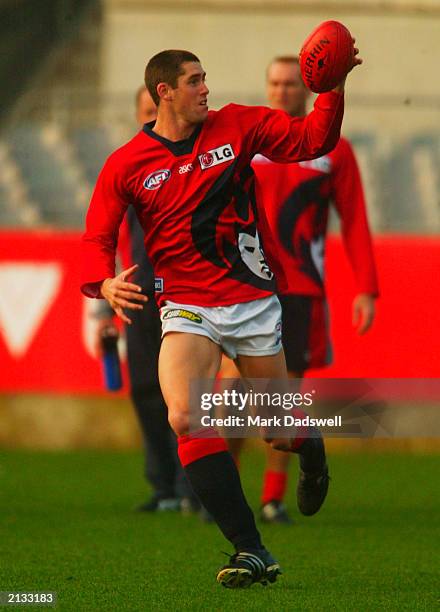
left=145, top=50, right=200, bottom=105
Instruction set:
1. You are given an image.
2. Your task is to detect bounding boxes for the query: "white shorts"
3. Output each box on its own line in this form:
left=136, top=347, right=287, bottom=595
left=160, top=295, right=282, bottom=360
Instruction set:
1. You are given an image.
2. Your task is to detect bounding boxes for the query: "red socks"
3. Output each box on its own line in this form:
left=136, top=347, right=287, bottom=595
left=261, top=409, right=311, bottom=504
left=261, top=470, right=288, bottom=505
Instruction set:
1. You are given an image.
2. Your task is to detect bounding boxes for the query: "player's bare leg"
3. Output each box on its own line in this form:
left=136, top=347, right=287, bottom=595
left=159, top=332, right=281, bottom=587
left=259, top=370, right=304, bottom=523
left=235, top=350, right=329, bottom=516
left=234, top=349, right=291, bottom=451
left=159, top=332, right=222, bottom=436
left=221, top=354, right=293, bottom=522
left=218, top=356, right=245, bottom=464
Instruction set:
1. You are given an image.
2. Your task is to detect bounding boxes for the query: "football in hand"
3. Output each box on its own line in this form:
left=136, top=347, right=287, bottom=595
left=300, top=20, right=354, bottom=93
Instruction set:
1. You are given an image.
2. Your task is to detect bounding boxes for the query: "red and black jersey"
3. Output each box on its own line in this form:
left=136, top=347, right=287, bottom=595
left=81, top=92, right=344, bottom=307
left=253, top=136, right=379, bottom=297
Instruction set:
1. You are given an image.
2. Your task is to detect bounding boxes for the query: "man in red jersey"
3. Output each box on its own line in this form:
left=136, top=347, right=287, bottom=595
left=81, top=48, right=361, bottom=587
left=94, top=86, right=197, bottom=514
left=224, top=56, right=378, bottom=525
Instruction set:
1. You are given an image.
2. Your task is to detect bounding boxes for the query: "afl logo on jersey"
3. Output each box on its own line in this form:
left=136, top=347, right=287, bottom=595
left=199, top=144, right=235, bottom=170
left=143, top=169, right=171, bottom=190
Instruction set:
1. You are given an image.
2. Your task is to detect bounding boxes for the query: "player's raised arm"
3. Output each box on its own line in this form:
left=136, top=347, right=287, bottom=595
left=249, top=89, right=343, bottom=163
left=250, top=25, right=361, bottom=163
left=331, top=40, right=362, bottom=94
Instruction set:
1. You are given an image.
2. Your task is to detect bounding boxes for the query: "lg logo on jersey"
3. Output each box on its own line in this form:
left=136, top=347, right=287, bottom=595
left=199, top=144, right=235, bottom=170
left=143, top=144, right=234, bottom=189
left=143, top=169, right=171, bottom=190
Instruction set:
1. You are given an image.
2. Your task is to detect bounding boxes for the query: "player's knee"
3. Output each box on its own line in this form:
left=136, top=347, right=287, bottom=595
left=168, top=408, right=190, bottom=437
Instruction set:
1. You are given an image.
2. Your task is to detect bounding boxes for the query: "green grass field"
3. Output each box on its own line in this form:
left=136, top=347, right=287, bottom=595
left=0, top=449, right=438, bottom=611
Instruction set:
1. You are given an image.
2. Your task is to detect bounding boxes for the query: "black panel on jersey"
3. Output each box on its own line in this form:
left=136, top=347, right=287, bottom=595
left=190, top=161, right=236, bottom=268
left=234, top=163, right=254, bottom=221
left=191, top=162, right=276, bottom=293
left=277, top=175, right=327, bottom=288
left=143, top=121, right=203, bottom=156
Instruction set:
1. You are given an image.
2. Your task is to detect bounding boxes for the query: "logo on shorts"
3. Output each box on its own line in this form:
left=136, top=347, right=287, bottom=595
left=199, top=144, right=235, bottom=170
left=275, top=320, right=282, bottom=344
left=163, top=309, right=202, bottom=324
left=143, top=169, right=171, bottom=190
left=154, top=278, right=164, bottom=292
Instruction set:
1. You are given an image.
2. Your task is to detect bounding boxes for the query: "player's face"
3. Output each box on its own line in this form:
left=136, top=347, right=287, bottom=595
left=266, top=61, right=308, bottom=116
left=136, top=89, right=157, bottom=125
left=172, top=62, right=209, bottom=124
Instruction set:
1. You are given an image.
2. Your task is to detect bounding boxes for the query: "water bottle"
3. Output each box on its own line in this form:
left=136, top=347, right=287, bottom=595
left=100, top=326, right=122, bottom=391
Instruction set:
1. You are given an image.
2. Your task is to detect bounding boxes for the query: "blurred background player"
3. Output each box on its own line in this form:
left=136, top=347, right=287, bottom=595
left=223, top=55, right=379, bottom=524
left=94, top=86, right=195, bottom=512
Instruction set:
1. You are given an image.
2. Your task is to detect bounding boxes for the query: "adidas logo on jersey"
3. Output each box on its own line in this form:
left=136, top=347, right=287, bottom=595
left=199, top=144, right=235, bottom=170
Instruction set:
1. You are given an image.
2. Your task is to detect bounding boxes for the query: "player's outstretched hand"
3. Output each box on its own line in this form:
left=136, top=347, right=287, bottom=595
left=100, top=264, right=148, bottom=324
left=349, top=39, right=363, bottom=72
left=352, top=293, right=375, bottom=335
left=333, top=39, right=362, bottom=93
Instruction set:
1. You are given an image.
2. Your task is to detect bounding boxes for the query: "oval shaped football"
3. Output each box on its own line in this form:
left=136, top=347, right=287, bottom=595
left=300, top=20, right=354, bottom=93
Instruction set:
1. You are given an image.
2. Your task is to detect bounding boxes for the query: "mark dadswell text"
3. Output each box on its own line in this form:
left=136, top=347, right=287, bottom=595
left=200, top=415, right=343, bottom=428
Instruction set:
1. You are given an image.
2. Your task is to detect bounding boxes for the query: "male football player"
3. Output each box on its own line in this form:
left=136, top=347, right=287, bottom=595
left=224, top=56, right=378, bottom=524
left=94, top=86, right=196, bottom=513
left=81, top=47, right=361, bottom=588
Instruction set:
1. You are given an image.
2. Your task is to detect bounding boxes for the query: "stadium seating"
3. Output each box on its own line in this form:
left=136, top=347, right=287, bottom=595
left=409, top=134, right=440, bottom=232
left=384, top=134, right=440, bottom=233
left=2, top=123, right=90, bottom=227
left=70, top=126, right=116, bottom=184
left=349, top=132, right=385, bottom=231
left=0, top=141, right=40, bottom=227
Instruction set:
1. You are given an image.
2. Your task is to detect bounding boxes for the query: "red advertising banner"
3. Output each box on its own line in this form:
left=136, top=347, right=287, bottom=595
left=0, top=231, right=119, bottom=393
left=310, top=235, right=440, bottom=379
left=0, top=231, right=439, bottom=393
